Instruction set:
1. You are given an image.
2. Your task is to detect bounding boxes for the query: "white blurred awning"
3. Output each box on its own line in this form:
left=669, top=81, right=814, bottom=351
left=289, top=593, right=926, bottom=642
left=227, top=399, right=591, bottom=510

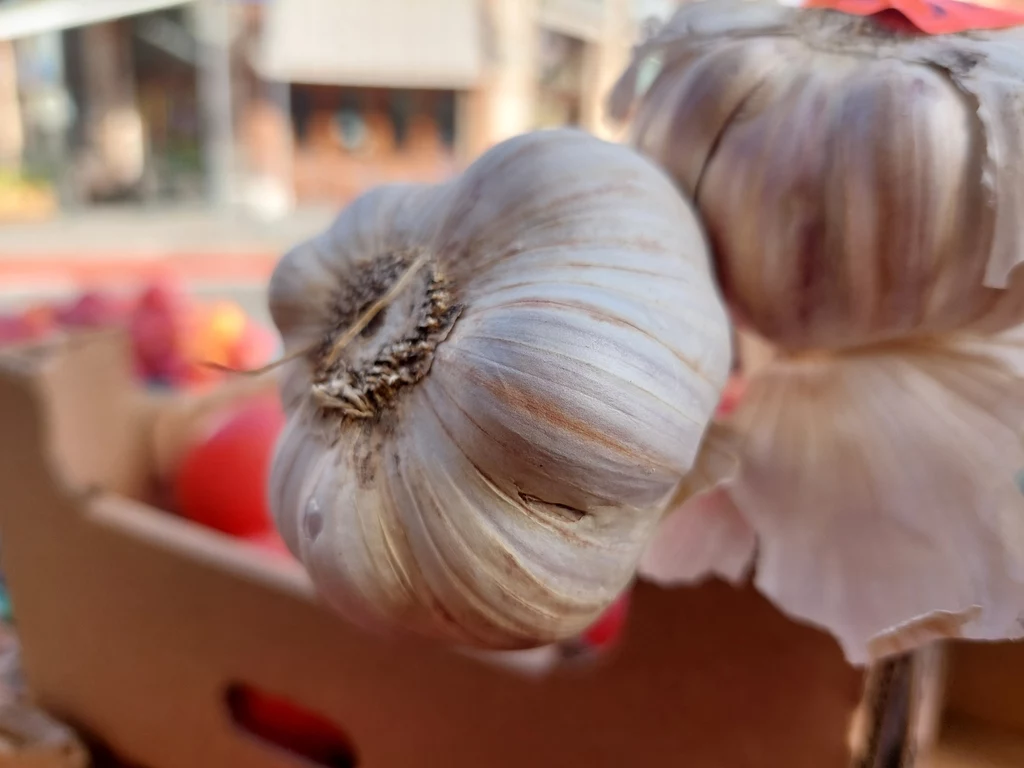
left=256, top=0, right=484, bottom=90
left=0, top=0, right=194, bottom=42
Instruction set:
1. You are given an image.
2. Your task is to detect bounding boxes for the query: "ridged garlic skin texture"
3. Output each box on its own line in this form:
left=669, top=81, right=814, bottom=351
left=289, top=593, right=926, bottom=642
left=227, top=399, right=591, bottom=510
left=610, top=0, right=1024, bottom=351
left=642, top=330, right=1024, bottom=665
left=267, top=129, right=732, bottom=649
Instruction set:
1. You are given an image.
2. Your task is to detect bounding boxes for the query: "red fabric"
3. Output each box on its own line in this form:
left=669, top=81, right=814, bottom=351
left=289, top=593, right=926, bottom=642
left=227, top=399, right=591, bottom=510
left=804, top=0, right=1024, bottom=33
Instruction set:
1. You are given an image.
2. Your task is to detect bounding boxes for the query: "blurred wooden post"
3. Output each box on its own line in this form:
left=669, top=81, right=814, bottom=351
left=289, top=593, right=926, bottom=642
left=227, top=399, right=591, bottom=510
left=463, top=0, right=539, bottom=158
left=234, top=3, right=295, bottom=218
left=849, top=646, right=948, bottom=768
left=0, top=41, right=22, bottom=171
left=852, top=654, right=916, bottom=768
left=454, top=90, right=482, bottom=164
left=78, top=21, right=145, bottom=199
left=580, top=0, right=634, bottom=140
left=195, top=0, right=237, bottom=209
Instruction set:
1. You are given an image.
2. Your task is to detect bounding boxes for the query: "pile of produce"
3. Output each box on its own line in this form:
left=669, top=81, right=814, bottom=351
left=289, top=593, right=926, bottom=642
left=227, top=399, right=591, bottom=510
left=0, top=282, right=287, bottom=548
left=0, top=280, right=277, bottom=388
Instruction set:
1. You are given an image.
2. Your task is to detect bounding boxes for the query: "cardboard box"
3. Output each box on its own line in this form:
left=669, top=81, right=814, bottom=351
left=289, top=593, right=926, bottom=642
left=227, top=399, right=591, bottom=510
left=918, top=640, right=1024, bottom=767
left=0, top=331, right=862, bottom=767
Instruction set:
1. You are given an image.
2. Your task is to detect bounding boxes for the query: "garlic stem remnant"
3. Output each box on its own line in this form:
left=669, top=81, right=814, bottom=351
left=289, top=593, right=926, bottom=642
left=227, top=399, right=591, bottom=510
left=267, top=129, right=733, bottom=649
left=610, top=0, right=1024, bottom=350
left=312, top=252, right=461, bottom=419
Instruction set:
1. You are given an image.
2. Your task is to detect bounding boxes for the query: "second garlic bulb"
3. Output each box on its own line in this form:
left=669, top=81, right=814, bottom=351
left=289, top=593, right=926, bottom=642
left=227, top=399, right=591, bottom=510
left=267, top=129, right=733, bottom=649
left=610, top=0, right=1024, bottom=351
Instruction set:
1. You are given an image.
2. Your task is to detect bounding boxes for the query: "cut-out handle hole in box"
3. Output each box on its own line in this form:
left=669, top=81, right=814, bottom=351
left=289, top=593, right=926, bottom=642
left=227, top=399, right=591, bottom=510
left=225, top=683, right=358, bottom=767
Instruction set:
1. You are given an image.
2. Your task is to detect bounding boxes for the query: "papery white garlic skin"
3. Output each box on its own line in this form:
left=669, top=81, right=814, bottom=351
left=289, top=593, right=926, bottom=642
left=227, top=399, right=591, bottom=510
left=267, top=129, right=733, bottom=650
left=640, top=330, right=1024, bottom=665
left=640, top=486, right=754, bottom=588
left=609, top=0, right=1024, bottom=351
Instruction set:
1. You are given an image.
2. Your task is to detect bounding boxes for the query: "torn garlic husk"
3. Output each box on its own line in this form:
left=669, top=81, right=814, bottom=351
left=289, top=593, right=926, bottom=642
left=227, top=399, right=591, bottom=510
left=640, top=487, right=754, bottom=587
left=609, top=0, right=1024, bottom=351
left=640, top=329, right=1024, bottom=665
left=267, top=129, right=733, bottom=650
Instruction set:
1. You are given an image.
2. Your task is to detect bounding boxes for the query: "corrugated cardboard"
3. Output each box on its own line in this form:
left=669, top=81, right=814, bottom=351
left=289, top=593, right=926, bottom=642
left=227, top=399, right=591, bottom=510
left=0, top=331, right=861, bottom=767
left=922, top=640, right=1024, bottom=767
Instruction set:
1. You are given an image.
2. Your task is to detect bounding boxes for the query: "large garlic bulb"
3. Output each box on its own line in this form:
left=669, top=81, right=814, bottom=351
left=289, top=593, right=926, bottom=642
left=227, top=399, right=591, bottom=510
left=267, top=129, right=732, bottom=649
left=641, top=329, right=1024, bottom=665
left=609, top=0, right=1024, bottom=351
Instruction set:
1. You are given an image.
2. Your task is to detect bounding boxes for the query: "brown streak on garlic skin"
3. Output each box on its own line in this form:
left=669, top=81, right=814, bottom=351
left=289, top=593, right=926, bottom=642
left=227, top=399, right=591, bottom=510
left=311, top=251, right=463, bottom=423
left=467, top=365, right=631, bottom=464
left=517, top=492, right=587, bottom=523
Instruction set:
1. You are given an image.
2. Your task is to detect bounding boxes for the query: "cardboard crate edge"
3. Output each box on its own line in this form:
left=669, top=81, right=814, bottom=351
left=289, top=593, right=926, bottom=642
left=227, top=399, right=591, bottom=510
left=0, top=331, right=863, bottom=768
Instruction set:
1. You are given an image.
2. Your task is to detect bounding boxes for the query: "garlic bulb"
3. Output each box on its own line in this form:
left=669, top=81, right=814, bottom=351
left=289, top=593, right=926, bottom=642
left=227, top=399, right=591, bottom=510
left=609, top=0, right=1024, bottom=351
left=267, top=129, right=733, bottom=649
left=640, top=329, right=1024, bottom=665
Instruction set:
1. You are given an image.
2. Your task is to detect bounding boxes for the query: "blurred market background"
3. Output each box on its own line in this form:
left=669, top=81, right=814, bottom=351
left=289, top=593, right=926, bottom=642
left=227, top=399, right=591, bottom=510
left=0, top=0, right=679, bottom=341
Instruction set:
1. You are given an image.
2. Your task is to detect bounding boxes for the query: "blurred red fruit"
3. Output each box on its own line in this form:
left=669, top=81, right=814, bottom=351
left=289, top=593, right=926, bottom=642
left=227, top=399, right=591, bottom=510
left=229, top=323, right=278, bottom=371
left=55, top=291, right=128, bottom=328
left=174, top=395, right=285, bottom=537
left=184, top=300, right=249, bottom=378
left=180, top=358, right=223, bottom=388
left=0, top=314, right=39, bottom=345
left=245, top=528, right=293, bottom=559
left=179, top=301, right=276, bottom=384
left=581, top=591, right=631, bottom=648
left=19, top=305, right=56, bottom=339
left=130, top=280, right=192, bottom=383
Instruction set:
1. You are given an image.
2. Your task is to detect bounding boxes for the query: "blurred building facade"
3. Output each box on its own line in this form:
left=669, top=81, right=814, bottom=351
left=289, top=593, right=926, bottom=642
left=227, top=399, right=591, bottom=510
left=0, top=0, right=669, bottom=221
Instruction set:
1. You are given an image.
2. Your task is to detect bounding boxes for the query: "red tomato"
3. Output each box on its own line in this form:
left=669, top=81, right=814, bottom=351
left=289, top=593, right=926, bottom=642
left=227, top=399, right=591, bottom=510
left=228, top=322, right=279, bottom=371
left=174, top=396, right=285, bottom=537
left=244, top=528, right=294, bottom=559
left=581, top=591, right=631, bottom=649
